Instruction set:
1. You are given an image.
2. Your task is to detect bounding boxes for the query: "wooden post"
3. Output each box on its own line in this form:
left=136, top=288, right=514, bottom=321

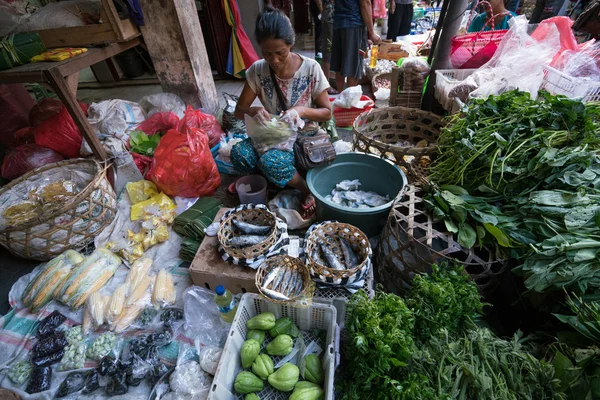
left=139, top=0, right=219, bottom=114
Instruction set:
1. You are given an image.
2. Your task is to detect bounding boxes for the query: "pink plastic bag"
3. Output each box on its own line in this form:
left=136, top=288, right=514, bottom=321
left=137, top=112, right=180, bottom=135
left=1, top=144, right=64, bottom=180
left=177, top=106, right=224, bottom=148
left=0, top=84, right=35, bottom=149
left=373, top=0, right=386, bottom=19
left=148, top=127, right=221, bottom=197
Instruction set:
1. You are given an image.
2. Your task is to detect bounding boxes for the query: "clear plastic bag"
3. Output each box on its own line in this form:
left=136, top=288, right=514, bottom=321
left=196, top=343, right=222, bottom=376
left=139, top=93, right=186, bottom=119
left=557, top=41, right=600, bottom=80
left=183, top=287, right=229, bottom=348
left=333, top=86, right=363, bottom=108
left=244, top=114, right=297, bottom=154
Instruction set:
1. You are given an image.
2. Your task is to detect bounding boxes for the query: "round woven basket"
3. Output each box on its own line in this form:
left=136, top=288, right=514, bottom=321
left=218, top=207, right=277, bottom=260
left=353, top=106, right=444, bottom=182
left=372, top=72, right=393, bottom=91
left=377, top=185, right=507, bottom=296
left=255, top=255, right=315, bottom=304
left=0, top=159, right=117, bottom=261
left=306, top=222, right=371, bottom=281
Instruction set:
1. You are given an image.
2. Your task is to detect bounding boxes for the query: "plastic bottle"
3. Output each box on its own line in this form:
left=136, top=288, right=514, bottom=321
left=214, top=285, right=238, bottom=323
left=370, top=45, right=379, bottom=69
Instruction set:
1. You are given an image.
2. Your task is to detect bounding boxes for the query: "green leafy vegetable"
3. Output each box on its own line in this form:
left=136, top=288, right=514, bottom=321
left=129, top=130, right=162, bottom=156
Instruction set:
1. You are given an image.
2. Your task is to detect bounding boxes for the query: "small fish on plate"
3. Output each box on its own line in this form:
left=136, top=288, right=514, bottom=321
left=232, top=219, right=273, bottom=235
left=228, top=235, right=268, bottom=247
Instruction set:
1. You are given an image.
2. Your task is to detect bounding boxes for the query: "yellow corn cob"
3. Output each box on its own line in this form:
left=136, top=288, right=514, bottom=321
left=82, top=304, right=94, bottom=334
left=112, top=304, right=143, bottom=333
left=125, top=258, right=152, bottom=290
left=87, top=292, right=107, bottom=326
left=152, top=269, right=167, bottom=308
left=126, top=274, right=152, bottom=306
left=106, top=284, right=128, bottom=324
left=164, top=271, right=176, bottom=305
left=70, top=269, right=116, bottom=309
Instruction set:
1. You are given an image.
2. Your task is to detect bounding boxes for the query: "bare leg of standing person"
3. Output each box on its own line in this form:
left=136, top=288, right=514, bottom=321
left=335, top=71, right=345, bottom=92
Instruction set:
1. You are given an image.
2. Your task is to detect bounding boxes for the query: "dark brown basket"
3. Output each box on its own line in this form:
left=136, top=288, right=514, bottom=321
left=352, top=106, right=444, bottom=182
left=218, top=207, right=277, bottom=260
left=306, top=222, right=371, bottom=281
left=377, top=185, right=507, bottom=296
left=255, top=255, right=315, bottom=304
left=0, top=159, right=117, bottom=261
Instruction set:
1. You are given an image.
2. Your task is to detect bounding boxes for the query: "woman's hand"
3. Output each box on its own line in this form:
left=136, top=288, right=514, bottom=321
left=250, top=107, right=271, bottom=124
left=281, top=107, right=306, bottom=130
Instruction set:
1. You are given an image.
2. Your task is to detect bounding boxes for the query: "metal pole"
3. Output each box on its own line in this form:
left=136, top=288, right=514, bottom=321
left=422, top=0, right=469, bottom=110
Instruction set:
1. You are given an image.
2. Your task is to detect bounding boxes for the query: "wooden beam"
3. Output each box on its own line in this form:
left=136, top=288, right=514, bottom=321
left=139, top=0, right=219, bottom=114
left=45, top=69, right=108, bottom=161
left=65, top=72, right=80, bottom=97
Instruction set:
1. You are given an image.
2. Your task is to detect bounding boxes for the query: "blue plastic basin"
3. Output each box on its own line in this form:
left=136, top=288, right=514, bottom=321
left=307, top=153, right=407, bottom=237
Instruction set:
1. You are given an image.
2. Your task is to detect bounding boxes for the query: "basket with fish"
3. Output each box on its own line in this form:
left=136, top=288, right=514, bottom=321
left=0, top=159, right=117, bottom=261
left=255, top=255, right=315, bottom=304
left=352, top=106, right=444, bottom=181
left=377, top=185, right=507, bottom=296
left=218, top=204, right=278, bottom=260
left=305, top=221, right=372, bottom=291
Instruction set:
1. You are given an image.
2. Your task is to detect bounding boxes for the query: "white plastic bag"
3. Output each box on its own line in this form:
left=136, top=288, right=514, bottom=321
left=183, top=287, right=230, bottom=347
left=374, top=88, right=391, bottom=101
left=267, top=190, right=314, bottom=230
left=333, top=140, right=353, bottom=154
left=87, top=99, right=145, bottom=139
left=196, top=343, right=222, bottom=376
left=333, top=86, right=363, bottom=108
left=139, top=93, right=186, bottom=118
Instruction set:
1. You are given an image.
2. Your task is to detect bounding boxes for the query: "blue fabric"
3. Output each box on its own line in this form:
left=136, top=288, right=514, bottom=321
left=333, top=0, right=364, bottom=29
left=231, top=139, right=296, bottom=188
left=468, top=12, right=516, bottom=32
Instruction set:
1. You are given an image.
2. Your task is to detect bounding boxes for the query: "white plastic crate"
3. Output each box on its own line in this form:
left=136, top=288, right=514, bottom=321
left=541, top=65, right=600, bottom=102
left=208, top=293, right=338, bottom=400
left=434, top=69, right=477, bottom=113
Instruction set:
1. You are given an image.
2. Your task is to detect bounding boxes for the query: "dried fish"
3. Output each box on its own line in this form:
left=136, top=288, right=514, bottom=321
left=233, top=219, right=273, bottom=235
left=319, top=242, right=345, bottom=271
left=228, top=235, right=268, bottom=247
left=340, top=238, right=359, bottom=269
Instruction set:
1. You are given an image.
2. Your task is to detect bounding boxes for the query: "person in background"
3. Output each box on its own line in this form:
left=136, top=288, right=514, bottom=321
left=331, top=0, right=381, bottom=92
left=504, top=0, right=520, bottom=13
left=530, top=0, right=567, bottom=22
left=387, top=0, right=414, bottom=40
left=468, top=0, right=516, bottom=31
left=321, top=0, right=338, bottom=94
left=233, top=7, right=332, bottom=219
left=310, top=0, right=323, bottom=58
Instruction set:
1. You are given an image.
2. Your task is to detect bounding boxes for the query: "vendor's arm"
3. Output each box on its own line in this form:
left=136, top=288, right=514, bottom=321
left=282, top=90, right=332, bottom=123
left=234, top=82, right=270, bottom=122
left=359, top=0, right=381, bottom=44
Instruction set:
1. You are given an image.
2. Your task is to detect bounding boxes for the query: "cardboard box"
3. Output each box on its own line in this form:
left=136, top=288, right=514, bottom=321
left=189, top=208, right=259, bottom=294
left=377, top=41, right=409, bottom=62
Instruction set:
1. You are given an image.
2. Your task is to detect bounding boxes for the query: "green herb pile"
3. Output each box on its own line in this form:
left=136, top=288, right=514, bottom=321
left=340, top=262, right=563, bottom=399
left=129, top=130, right=162, bottom=156
left=424, top=91, right=600, bottom=295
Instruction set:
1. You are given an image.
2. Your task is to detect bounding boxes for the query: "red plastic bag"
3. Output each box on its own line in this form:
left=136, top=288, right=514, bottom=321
left=177, top=106, right=224, bottom=148
left=0, top=84, right=35, bottom=149
left=29, top=98, right=63, bottom=126
left=137, top=111, right=180, bottom=135
left=34, top=104, right=87, bottom=159
left=131, top=152, right=153, bottom=177
left=14, top=127, right=35, bottom=145
left=1, top=144, right=64, bottom=180
left=148, top=127, right=221, bottom=197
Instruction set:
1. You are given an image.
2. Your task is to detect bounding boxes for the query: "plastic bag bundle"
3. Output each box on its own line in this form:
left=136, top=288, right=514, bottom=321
left=177, top=105, right=225, bottom=148
left=148, top=127, right=221, bottom=198
left=1, top=144, right=64, bottom=180
left=137, top=111, right=180, bottom=135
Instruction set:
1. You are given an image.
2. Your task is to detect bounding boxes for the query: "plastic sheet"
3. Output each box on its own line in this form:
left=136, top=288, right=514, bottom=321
left=183, top=286, right=229, bottom=348
left=177, top=105, right=225, bottom=148
left=137, top=111, right=180, bottom=135
left=1, top=144, right=64, bottom=181
left=139, top=93, right=186, bottom=118
left=148, top=127, right=221, bottom=198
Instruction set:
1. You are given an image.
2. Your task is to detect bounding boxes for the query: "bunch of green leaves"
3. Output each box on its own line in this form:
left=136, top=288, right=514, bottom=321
left=411, top=328, right=565, bottom=400
left=551, top=344, right=600, bottom=400
left=407, top=262, right=484, bottom=343
left=340, top=290, right=415, bottom=399
left=430, top=90, right=600, bottom=197
left=129, top=130, right=162, bottom=156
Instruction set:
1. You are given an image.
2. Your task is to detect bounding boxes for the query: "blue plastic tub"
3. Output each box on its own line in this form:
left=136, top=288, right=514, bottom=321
left=307, top=153, right=407, bottom=237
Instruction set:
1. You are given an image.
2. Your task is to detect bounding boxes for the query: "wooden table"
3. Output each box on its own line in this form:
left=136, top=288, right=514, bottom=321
left=0, top=38, right=142, bottom=160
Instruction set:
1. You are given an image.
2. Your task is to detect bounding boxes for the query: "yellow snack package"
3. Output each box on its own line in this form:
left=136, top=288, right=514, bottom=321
left=126, top=180, right=159, bottom=205
left=130, top=192, right=176, bottom=221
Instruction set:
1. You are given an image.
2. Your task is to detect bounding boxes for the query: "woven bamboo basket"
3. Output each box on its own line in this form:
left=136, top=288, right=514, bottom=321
left=255, top=255, right=315, bottom=304
left=306, top=222, right=371, bottom=281
left=377, top=186, right=507, bottom=296
left=0, top=159, right=117, bottom=261
left=372, top=72, right=393, bottom=91
left=218, top=207, right=278, bottom=260
left=352, top=106, right=444, bottom=182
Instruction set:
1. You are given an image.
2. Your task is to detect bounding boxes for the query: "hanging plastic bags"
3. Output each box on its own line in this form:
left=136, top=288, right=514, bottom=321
left=1, top=144, right=64, bottom=180
left=177, top=106, right=224, bottom=148
left=148, top=126, right=221, bottom=198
